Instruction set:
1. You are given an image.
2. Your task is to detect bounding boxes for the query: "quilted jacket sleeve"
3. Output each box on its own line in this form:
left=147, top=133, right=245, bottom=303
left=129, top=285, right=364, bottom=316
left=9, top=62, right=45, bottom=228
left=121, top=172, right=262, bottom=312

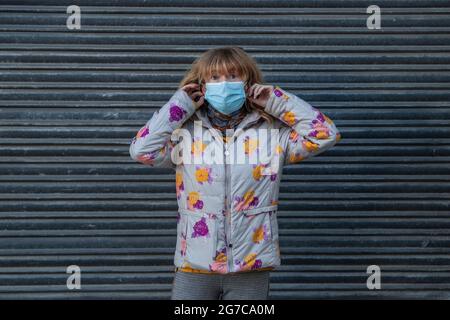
left=262, top=85, right=341, bottom=166
left=129, top=88, right=197, bottom=169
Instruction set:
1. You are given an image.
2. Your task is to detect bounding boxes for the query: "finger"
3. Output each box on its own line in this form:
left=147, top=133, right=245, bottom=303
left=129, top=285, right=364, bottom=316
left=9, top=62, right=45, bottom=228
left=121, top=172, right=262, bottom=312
left=194, top=96, right=205, bottom=106
left=191, top=91, right=203, bottom=99
left=182, top=83, right=198, bottom=92
left=249, top=84, right=258, bottom=98
left=255, top=86, right=263, bottom=98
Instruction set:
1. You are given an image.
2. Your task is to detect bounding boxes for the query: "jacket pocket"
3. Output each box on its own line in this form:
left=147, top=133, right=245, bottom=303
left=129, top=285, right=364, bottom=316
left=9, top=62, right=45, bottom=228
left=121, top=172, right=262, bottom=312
left=233, top=205, right=278, bottom=271
left=178, top=208, right=219, bottom=271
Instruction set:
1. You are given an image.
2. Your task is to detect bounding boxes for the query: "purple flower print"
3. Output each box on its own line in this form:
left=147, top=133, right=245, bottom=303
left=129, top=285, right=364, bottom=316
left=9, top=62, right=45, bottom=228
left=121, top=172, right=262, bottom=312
left=137, top=126, right=149, bottom=138
left=274, top=88, right=283, bottom=97
left=316, top=112, right=325, bottom=123
left=270, top=173, right=277, bottom=181
left=193, top=200, right=204, bottom=209
left=192, top=217, right=209, bottom=238
left=169, top=103, right=187, bottom=122
left=176, top=212, right=180, bottom=223
left=251, top=259, right=262, bottom=270
left=249, top=197, right=259, bottom=207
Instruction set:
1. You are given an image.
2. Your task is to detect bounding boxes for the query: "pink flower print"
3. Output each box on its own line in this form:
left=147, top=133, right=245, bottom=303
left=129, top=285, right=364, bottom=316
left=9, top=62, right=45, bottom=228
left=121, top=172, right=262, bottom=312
left=136, top=151, right=157, bottom=166
left=309, top=117, right=330, bottom=140
left=234, top=253, right=262, bottom=272
left=136, top=126, right=149, bottom=139
left=234, top=190, right=259, bottom=212
left=169, top=103, right=187, bottom=122
left=209, top=247, right=228, bottom=273
left=191, top=217, right=209, bottom=238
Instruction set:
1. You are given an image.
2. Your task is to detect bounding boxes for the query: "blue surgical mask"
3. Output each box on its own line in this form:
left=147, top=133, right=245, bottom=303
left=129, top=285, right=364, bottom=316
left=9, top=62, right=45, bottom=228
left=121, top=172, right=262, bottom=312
left=204, top=80, right=246, bottom=115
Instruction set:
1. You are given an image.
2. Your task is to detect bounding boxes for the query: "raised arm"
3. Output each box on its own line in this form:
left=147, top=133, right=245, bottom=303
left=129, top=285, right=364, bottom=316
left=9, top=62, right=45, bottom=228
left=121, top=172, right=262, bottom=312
left=262, top=85, right=341, bottom=165
left=129, top=88, right=197, bottom=169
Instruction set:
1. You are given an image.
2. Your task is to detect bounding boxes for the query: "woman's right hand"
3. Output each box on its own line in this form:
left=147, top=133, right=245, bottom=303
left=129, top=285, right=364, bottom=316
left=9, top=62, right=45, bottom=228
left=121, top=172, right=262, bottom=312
left=181, top=83, right=204, bottom=110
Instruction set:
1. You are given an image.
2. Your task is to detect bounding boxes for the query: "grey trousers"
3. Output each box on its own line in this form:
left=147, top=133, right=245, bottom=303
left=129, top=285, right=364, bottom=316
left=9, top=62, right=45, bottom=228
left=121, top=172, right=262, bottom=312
left=171, top=270, right=271, bottom=300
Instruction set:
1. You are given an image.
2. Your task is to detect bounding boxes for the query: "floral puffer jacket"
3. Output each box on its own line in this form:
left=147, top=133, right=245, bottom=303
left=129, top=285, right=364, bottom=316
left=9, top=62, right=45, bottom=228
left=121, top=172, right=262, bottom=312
left=129, top=85, right=341, bottom=274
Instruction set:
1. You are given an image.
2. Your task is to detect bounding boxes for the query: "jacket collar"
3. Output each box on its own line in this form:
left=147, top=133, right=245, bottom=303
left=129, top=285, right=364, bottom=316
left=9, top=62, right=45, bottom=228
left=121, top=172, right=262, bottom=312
left=193, top=106, right=263, bottom=145
left=194, top=106, right=262, bottom=131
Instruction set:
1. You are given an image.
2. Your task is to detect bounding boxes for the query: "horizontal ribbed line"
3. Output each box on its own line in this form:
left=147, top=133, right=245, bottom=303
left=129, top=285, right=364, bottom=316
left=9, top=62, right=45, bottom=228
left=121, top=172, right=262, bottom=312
left=2, top=63, right=450, bottom=71
left=0, top=211, right=447, bottom=218
left=2, top=26, right=450, bottom=34
left=0, top=157, right=449, bottom=163
left=0, top=175, right=449, bottom=182
left=0, top=101, right=449, bottom=108
left=0, top=0, right=449, bottom=8
left=2, top=138, right=450, bottom=145
left=1, top=192, right=449, bottom=200
left=2, top=6, right=450, bottom=14
left=1, top=83, right=450, bottom=90
left=2, top=44, right=450, bottom=52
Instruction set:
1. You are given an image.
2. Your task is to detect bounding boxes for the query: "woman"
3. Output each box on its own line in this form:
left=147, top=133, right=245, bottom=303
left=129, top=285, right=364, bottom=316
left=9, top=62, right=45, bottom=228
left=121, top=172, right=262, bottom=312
left=129, top=46, right=341, bottom=300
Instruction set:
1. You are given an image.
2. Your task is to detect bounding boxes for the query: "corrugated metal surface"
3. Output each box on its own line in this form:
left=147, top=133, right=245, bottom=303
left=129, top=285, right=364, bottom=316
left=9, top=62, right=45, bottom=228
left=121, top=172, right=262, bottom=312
left=0, top=0, right=449, bottom=299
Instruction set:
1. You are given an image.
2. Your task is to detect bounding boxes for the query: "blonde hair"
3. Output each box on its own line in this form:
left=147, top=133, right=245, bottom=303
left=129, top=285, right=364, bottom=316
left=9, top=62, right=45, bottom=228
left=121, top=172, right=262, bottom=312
left=179, top=46, right=274, bottom=124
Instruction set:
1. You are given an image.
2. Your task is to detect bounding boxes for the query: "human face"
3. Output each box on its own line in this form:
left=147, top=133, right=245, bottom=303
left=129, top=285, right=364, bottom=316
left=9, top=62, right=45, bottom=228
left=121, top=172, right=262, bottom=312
left=201, top=71, right=248, bottom=96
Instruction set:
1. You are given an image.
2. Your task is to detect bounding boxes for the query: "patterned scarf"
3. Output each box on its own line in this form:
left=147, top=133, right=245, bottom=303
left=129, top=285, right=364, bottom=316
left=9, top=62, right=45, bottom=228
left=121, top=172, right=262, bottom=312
left=205, top=101, right=248, bottom=135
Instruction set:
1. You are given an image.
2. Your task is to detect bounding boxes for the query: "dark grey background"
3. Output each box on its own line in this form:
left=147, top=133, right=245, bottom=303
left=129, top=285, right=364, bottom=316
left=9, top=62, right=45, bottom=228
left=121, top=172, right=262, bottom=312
left=0, top=0, right=449, bottom=299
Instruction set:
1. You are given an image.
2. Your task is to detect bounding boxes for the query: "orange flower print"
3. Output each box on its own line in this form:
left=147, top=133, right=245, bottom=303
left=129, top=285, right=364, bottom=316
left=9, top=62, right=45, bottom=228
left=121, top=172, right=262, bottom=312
left=276, top=144, right=284, bottom=155
left=176, top=171, right=184, bottom=199
left=234, top=189, right=259, bottom=212
left=282, top=111, right=297, bottom=126
left=187, top=191, right=204, bottom=210
left=235, top=253, right=262, bottom=272
left=195, top=166, right=213, bottom=184
left=252, top=164, right=277, bottom=182
left=191, top=138, right=206, bottom=156
left=289, top=152, right=305, bottom=163
left=252, top=224, right=270, bottom=244
left=303, top=139, right=319, bottom=152
left=308, top=111, right=331, bottom=139
left=209, top=247, right=228, bottom=273
left=289, top=130, right=299, bottom=143
left=243, top=136, right=258, bottom=156
left=252, top=164, right=263, bottom=181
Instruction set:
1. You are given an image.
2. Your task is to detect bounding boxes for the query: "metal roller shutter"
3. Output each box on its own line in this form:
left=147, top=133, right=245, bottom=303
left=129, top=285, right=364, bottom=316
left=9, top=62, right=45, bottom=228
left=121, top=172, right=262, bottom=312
left=0, top=0, right=449, bottom=299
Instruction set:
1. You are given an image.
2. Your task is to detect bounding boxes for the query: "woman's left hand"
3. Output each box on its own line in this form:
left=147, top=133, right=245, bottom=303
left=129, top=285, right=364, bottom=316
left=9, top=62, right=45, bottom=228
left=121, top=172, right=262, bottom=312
left=247, top=83, right=274, bottom=109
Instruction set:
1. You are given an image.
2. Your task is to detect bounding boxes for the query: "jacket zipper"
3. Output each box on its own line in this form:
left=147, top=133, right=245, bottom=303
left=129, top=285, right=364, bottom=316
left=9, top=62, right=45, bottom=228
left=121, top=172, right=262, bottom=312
left=223, top=119, right=262, bottom=273
left=224, top=134, right=233, bottom=273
